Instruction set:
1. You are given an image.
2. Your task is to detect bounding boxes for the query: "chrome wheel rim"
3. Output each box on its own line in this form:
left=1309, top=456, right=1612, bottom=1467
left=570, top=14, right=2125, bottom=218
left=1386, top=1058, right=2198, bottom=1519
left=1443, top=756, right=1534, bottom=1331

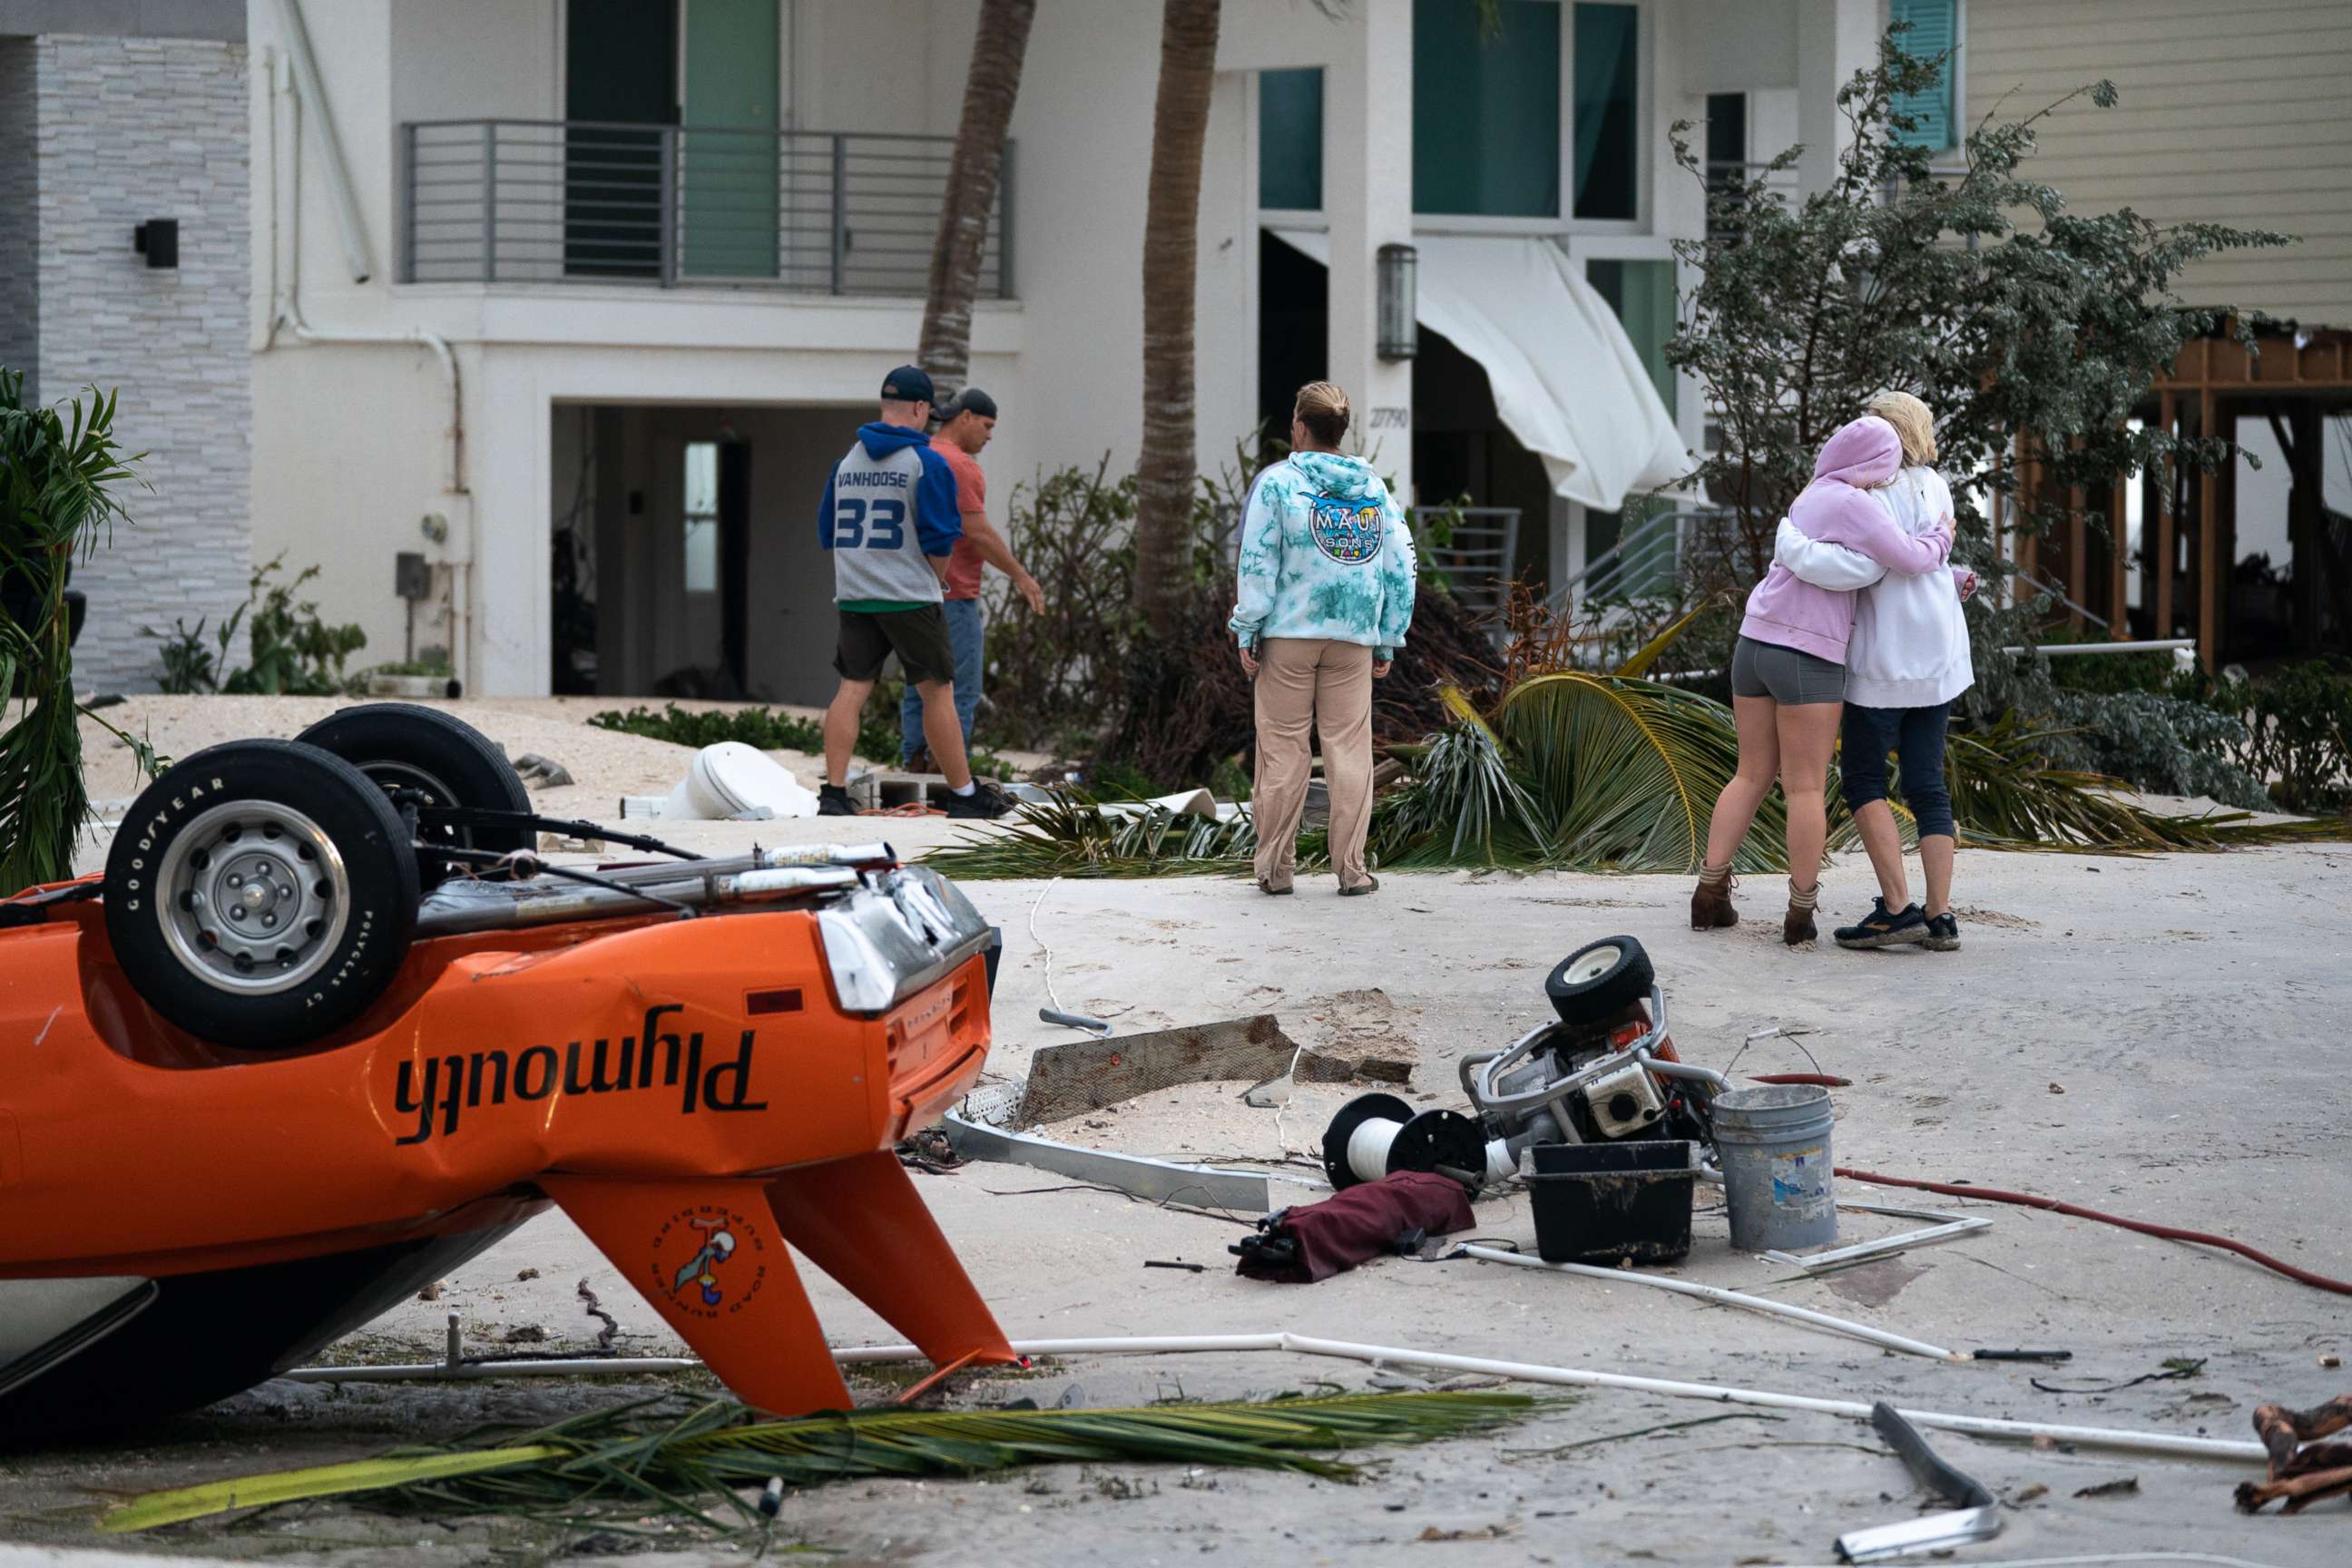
left=155, top=799, right=350, bottom=995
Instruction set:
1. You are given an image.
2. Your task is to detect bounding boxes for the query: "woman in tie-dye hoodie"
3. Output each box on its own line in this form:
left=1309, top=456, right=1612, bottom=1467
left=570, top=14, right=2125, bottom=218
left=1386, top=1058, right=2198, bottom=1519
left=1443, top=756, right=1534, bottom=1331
left=1230, top=381, right=1417, bottom=898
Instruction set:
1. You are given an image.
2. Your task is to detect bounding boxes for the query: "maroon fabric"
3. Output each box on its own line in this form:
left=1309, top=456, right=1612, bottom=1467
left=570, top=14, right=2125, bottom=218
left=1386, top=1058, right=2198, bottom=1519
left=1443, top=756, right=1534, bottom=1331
left=1236, top=1171, right=1475, bottom=1283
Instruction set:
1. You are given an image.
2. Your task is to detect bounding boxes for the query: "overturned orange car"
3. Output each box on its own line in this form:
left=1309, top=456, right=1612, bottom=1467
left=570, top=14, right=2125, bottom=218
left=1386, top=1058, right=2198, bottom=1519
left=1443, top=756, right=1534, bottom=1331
left=0, top=706, right=1016, bottom=1435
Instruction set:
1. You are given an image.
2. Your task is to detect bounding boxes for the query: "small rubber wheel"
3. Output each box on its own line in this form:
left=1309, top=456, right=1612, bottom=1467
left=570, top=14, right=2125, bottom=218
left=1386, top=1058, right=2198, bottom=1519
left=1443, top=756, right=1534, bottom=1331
left=296, top=703, right=531, bottom=885
left=1320, top=1092, right=1413, bottom=1191
left=1546, top=936, right=1655, bottom=1026
left=104, top=740, right=419, bottom=1049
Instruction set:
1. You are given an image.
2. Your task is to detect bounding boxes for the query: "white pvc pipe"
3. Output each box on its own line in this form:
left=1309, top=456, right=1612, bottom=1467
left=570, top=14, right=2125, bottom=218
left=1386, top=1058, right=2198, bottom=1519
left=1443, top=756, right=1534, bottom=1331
left=1455, top=1245, right=1960, bottom=1361
left=281, top=1357, right=698, bottom=1383
left=282, top=1333, right=2266, bottom=1465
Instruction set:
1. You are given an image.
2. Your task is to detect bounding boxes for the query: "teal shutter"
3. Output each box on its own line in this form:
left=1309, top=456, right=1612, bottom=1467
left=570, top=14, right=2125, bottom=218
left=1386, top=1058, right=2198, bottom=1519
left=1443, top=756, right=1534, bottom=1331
left=1889, top=0, right=1957, bottom=151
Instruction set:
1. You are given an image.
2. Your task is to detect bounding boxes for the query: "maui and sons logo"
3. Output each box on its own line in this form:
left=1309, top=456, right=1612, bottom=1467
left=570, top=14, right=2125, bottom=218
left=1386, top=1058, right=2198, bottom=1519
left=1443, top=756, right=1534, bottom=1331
left=650, top=1203, right=768, bottom=1319
left=1308, top=495, right=1383, bottom=564
left=391, top=1004, right=768, bottom=1146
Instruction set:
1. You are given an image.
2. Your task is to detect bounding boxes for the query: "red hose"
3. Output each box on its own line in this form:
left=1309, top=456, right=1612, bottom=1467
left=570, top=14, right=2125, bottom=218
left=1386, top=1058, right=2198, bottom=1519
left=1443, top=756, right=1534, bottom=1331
left=1837, top=1168, right=2352, bottom=1299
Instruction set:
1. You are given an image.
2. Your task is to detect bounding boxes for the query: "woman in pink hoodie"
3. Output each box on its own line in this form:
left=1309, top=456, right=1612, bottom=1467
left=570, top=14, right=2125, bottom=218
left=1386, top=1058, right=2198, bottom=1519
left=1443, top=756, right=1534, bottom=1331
left=1690, top=416, right=1954, bottom=945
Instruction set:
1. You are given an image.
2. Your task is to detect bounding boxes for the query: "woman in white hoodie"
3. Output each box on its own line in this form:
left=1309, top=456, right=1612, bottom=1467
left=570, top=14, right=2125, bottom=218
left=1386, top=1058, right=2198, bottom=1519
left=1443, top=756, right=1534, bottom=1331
left=1772, top=392, right=1977, bottom=952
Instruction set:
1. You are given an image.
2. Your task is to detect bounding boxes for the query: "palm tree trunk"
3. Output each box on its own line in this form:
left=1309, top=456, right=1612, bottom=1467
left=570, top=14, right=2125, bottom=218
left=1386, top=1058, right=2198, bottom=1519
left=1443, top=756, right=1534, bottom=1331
left=1132, top=0, right=1220, bottom=639
left=917, top=0, right=1037, bottom=402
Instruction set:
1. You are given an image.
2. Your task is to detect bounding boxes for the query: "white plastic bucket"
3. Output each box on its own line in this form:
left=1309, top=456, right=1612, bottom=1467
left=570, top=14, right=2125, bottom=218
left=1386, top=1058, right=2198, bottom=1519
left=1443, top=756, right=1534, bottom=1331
left=1713, top=1083, right=1838, bottom=1253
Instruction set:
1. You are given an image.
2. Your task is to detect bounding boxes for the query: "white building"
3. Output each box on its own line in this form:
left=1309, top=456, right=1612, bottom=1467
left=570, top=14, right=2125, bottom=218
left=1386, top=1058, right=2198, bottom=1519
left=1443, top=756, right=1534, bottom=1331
left=234, top=0, right=1916, bottom=701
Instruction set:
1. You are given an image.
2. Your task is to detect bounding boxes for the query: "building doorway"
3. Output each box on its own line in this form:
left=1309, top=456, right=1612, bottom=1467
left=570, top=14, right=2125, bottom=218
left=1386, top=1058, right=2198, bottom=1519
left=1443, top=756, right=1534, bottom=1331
left=552, top=401, right=866, bottom=701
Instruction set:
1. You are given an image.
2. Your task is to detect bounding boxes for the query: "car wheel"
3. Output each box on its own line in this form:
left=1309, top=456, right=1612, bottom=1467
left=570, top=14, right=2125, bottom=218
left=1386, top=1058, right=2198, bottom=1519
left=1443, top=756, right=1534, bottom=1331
left=296, top=703, right=532, bottom=885
left=1545, top=936, right=1655, bottom=1026
left=104, top=740, right=419, bottom=1049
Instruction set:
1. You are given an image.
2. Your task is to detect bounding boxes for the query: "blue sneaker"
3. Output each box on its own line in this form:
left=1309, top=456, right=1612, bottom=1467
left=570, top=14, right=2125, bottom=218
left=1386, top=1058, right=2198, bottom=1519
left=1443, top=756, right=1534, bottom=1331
left=1923, top=911, right=1961, bottom=951
left=1834, top=897, right=1928, bottom=950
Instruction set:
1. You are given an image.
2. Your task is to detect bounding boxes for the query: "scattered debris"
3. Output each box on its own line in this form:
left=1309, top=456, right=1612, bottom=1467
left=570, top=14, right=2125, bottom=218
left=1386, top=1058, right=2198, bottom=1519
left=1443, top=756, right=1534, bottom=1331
left=2013, top=1483, right=2049, bottom=1503
left=2237, top=1395, right=2352, bottom=1514
left=2033, top=1357, right=2205, bottom=1395
left=1833, top=1402, right=2002, bottom=1563
left=513, top=753, right=574, bottom=789
left=2073, top=1475, right=2140, bottom=1499
left=619, top=741, right=817, bottom=820
left=576, top=1278, right=620, bottom=1351
left=416, top=1281, right=442, bottom=1302
left=1142, top=1259, right=1207, bottom=1273
left=1417, top=1523, right=1516, bottom=1542
left=514, top=1267, right=540, bottom=1281
left=2048, top=1082, right=2066, bottom=1094
left=2321, top=1354, right=2342, bottom=1370
left=502, top=1324, right=546, bottom=1345
left=1763, top=1204, right=1992, bottom=1273
left=943, top=1110, right=1272, bottom=1210
left=1017, top=1015, right=1307, bottom=1125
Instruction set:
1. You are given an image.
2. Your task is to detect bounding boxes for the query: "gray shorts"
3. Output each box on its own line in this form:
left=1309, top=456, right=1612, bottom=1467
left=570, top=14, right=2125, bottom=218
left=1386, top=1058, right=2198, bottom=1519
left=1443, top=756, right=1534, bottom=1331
left=1730, top=636, right=1846, bottom=705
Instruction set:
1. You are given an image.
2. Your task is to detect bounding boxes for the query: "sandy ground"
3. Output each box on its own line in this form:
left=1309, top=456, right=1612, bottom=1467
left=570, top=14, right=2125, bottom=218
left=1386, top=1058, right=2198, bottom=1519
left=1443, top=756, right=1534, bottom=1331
left=14, top=697, right=2352, bottom=1566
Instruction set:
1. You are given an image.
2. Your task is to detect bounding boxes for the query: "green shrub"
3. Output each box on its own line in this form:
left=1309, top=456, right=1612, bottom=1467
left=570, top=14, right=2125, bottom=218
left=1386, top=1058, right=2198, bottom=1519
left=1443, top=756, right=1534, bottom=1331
left=142, top=554, right=367, bottom=696
left=2199, top=661, right=2352, bottom=814
left=2043, top=690, right=2272, bottom=810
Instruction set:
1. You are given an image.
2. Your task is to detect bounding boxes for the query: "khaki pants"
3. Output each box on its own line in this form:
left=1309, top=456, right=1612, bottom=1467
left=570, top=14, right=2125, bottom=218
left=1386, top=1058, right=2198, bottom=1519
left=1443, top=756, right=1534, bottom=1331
left=1251, top=638, right=1376, bottom=891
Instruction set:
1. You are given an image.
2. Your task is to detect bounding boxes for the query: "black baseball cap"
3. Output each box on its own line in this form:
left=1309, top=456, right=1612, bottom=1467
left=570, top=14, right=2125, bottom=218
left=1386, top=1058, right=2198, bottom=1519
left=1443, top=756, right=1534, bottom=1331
left=946, top=387, right=998, bottom=420
left=880, top=365, right=935, bottom=405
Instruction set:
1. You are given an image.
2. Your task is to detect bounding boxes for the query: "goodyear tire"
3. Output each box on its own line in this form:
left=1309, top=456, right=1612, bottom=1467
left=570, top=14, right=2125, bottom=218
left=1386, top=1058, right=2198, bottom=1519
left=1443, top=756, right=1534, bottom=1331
left=296, top=703, right=531, bottom=885
left=104, top=740, right=418, bottom=1050
left=1545, top=936, right=1655, bottom=1026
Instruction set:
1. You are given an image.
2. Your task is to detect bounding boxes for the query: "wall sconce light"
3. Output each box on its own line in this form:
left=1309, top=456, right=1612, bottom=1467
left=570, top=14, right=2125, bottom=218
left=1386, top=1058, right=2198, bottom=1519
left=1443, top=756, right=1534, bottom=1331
left=1377, top=242, right=1417, bottom=360
left=133, top=220, right=179, bottom=269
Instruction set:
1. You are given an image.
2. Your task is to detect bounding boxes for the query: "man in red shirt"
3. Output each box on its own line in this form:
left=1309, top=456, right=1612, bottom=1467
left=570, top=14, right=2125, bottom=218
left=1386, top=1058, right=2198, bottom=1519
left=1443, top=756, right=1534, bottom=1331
left=899, top=388, right=1045, bottom=769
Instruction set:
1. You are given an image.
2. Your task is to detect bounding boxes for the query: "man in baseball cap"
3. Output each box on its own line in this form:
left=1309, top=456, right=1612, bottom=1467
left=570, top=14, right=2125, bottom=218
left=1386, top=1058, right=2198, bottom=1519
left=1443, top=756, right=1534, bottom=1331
left=812, top=365, right=1009, bottom=818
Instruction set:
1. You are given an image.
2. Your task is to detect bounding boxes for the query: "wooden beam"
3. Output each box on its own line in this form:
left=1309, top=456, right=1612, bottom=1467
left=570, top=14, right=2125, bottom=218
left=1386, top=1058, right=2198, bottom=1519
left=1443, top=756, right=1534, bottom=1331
left=2199, top=387, right=2219, bottom=672
left=2069, top=480, right=2087, bottom=631
left=2157, top=391, right=2176, bottom=639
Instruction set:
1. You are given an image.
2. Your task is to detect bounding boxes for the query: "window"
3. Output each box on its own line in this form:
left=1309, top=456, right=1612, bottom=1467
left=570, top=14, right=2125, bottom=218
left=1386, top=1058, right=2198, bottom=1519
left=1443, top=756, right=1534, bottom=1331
left=1571, top=4, right=1639, bottom=220
left=1259, top=68, right=1324, bottom=211
left=1888, top=0, right=1959, bottom=151
left=1413, top=0, right=1561, bottom=219
left=682, top=441, right=719, bottom=593
left=1703, top=92, right=1746, bottom=237
left=1587, top=258, right=1675, bottom=418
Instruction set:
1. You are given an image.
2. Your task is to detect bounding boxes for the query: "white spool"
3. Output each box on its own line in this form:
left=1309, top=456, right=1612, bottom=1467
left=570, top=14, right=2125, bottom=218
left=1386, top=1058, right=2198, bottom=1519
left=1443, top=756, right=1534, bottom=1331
left=1346, top=1115, right=1402, bottom=1182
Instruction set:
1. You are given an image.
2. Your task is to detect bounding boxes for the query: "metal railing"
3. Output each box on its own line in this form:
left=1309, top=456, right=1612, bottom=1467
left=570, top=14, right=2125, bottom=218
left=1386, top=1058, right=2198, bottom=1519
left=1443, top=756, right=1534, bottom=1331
left=1413, top=506, right=1521, bottom=622
left=399, top=118, right=1011, bottom=295
left=1550, top=505, right=1725, bottom=612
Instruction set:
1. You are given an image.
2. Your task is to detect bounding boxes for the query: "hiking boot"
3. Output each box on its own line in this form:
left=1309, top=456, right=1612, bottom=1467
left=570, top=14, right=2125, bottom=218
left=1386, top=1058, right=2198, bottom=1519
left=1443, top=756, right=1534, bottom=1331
left=1691, top=876, right=1738, bottom=930
left=1922, top=911, right=1961, bottom=951
left=818, top=784, right=858, bottom=817
left=1834, top=897, right=1928, bottom=950
left=1782, top=904, right=1818, bottom=946
left=941, top=781, right=1014, bottom=820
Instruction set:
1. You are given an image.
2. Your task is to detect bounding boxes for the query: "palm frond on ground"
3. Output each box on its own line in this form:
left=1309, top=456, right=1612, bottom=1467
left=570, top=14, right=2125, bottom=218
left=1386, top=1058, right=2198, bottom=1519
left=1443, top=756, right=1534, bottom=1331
left=929, top=681, right=2346, bottom=881
left=103, top=1389, right=1545, bottom=1535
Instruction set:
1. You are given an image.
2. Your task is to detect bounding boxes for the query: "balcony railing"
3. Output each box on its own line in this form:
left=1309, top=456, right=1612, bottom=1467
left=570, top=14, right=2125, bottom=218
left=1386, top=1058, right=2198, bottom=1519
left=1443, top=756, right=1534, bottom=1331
left=399, top=119, right=1012, bottom=296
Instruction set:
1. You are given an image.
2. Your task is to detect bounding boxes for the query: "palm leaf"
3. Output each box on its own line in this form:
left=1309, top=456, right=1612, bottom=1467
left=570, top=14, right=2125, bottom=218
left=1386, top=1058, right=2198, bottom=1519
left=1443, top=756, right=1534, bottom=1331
left=1611, top=597, right=1717, bottom=680
left=103, top=1390, right=1546, bottom=1535
left=1503, top=672, right=1782, bottom=873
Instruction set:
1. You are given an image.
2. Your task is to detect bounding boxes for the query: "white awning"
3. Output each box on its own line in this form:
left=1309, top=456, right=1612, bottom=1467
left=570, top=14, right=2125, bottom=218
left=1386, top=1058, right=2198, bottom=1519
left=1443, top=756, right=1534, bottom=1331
left=1272, top=230, right=1690, bottom=512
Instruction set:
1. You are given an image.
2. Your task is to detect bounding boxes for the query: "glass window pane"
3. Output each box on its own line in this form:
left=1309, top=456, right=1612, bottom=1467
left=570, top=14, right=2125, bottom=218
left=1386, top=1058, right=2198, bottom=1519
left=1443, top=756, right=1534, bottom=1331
left=1413, top=0, right=1560, bottom=219
left=1572, top=3, right=1639, bottom=220
left=1259, top=68, right=1324, bottom=211
left=683, top=441, right=718, bottom=516
left=1888, top=0, right=1957, bottom=149
left=684, top=517, right=718, bottom=593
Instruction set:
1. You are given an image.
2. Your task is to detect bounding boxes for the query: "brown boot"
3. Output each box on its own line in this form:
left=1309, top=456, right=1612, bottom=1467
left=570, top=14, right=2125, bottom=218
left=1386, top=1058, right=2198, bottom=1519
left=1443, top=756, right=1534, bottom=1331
left=1690, top=872, right=1738, bottom=930
left=1783, top=880, right=1820, bottom=946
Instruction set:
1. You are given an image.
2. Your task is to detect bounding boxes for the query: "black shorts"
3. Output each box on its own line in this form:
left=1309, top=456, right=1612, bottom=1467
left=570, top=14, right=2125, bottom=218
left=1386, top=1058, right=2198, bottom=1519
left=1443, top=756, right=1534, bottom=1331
left=834, top=605, right=956, bottom=687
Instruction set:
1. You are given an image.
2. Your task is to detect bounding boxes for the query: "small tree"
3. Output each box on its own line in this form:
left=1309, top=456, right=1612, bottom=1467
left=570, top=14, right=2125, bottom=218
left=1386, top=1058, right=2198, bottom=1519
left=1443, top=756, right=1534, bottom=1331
left=1666, top=30, right=2289, bottom=715
left=0, top=372, right=142, bottom=890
